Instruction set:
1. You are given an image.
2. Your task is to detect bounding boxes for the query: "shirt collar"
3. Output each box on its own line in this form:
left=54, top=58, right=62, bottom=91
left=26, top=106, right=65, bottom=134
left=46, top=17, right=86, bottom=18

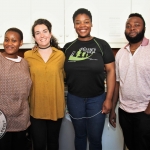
left=124, top=37, right=149, bottom=49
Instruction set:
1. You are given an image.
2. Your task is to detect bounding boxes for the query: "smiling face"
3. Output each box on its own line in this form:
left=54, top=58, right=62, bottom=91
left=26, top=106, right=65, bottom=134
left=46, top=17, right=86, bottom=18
left=34, top=24, right=51, bottom=48
left=3, top=31, right=23, bottom=58
left=125, top=16, right=145, bottom=43
left=74, top=13, right=92, bottom=41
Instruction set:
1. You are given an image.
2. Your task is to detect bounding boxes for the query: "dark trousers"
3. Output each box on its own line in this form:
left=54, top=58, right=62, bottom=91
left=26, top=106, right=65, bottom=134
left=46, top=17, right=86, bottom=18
left=0, top=130, right=26, bottom=150
left=119, top=108, right=150, bottom=150
left=30, top=116, right=62, bottom=150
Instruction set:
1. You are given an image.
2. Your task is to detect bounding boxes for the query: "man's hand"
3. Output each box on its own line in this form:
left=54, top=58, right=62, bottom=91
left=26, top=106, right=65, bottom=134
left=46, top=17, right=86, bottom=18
left=109, top=110, right=116, bottom=128
left=145, top=102, right=150, bottom=115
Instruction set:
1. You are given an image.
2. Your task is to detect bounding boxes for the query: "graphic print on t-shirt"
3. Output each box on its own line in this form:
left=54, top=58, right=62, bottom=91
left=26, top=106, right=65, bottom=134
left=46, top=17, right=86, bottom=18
left=69, top=47, right=96, bottom=61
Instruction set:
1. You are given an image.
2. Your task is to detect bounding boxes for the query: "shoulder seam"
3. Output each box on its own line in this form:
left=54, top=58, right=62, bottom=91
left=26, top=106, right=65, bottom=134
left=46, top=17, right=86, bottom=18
left=64, top=39, right=77, bottom=53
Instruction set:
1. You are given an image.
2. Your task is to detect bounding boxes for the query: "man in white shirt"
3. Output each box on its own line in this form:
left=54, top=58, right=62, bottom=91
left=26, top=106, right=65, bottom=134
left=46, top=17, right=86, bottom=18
left=109, top=13, right=150, bottom=150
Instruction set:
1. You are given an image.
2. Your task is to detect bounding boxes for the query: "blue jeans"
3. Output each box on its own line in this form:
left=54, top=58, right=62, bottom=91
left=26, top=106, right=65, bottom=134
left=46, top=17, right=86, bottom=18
left=67, top=92, right=106, bottom=150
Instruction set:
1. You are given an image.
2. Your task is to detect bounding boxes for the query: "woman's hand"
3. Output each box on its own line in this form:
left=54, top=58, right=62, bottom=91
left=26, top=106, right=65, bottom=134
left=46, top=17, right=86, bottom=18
left=102, top=99, right=112, bottom=114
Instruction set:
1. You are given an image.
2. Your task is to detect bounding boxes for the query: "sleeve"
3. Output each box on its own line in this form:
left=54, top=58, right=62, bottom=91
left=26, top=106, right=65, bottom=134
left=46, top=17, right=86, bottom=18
left=62, top=42, right=71, bottom=54
left=62, top=44, right=66, bottom=53
left=102, top=41, right=115, bottom=64
left=24, top=50, right=32, bottom=60
left=115, top=52, right=120, bottom=82
left=24, top=50, right=29, bottom=59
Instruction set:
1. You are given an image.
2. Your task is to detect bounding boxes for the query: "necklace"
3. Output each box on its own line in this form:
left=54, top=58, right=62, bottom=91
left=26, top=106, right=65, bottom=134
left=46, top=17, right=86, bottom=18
left=38, top=45, right=51, bottom=49
left=130, top=49, right=136, bottom=52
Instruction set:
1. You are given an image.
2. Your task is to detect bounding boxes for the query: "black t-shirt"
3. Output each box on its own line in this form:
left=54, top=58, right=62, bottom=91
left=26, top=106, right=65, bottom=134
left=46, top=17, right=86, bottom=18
left=63, top=37, right=115, bottom=98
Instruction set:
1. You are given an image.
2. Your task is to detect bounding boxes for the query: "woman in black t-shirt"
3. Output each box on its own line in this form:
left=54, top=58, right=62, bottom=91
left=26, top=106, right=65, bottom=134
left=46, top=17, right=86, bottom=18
left=63, top=8, right=115, bottom=150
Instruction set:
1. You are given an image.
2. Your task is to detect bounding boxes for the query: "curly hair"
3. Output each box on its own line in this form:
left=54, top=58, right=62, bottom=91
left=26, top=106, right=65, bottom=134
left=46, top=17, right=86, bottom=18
left=72, top=8, right=92, bottom=23
left=128, top=13, right=145, bottom=27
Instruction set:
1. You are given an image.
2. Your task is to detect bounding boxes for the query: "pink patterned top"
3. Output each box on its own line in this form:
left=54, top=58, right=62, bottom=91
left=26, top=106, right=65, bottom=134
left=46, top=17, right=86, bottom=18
left=0, top=53, right=32, bottom=131
left=116, top=38, right=150, bottom=113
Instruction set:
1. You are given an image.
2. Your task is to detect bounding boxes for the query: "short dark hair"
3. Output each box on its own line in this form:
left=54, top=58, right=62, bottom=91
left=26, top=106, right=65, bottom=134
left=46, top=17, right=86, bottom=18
left=5, top=27, right=23, bottom=41
left=73, top=8, right=92, bottom=23
left=128, top=13, right=145, bottom=27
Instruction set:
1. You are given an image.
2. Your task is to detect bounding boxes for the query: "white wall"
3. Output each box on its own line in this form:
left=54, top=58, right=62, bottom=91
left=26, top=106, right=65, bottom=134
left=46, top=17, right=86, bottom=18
left=0, top=0, right=149, bottom=49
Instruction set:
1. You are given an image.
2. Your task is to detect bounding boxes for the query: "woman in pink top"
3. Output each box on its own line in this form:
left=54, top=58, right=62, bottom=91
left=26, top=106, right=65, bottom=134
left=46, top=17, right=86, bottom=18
left=0, top=28, right=32, bottom=150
